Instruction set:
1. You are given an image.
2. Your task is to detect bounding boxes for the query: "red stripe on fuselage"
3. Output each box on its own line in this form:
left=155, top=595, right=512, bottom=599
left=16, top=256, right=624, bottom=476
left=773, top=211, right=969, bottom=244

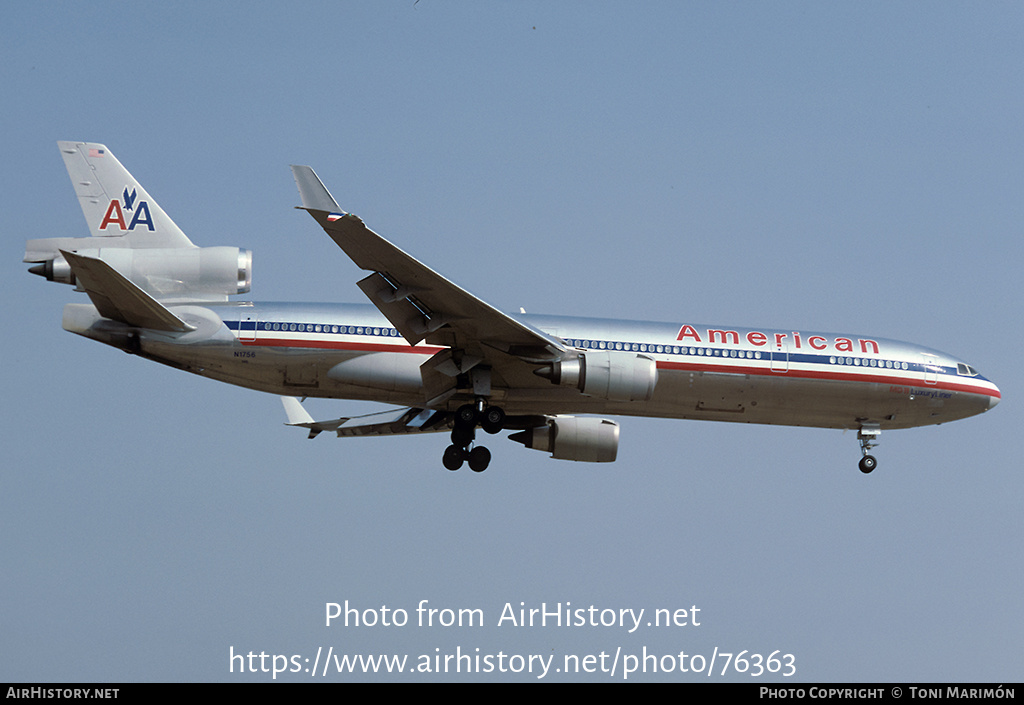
left=233, top=334, right=1000, bottom=401
left=239, top=336, right=444, bottom=355
left=656, top=360, right=1000, bottom=399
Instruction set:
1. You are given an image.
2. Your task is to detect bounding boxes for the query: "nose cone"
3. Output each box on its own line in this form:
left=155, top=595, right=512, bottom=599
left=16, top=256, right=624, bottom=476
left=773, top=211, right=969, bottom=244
left=989, top=387, right=1001, bottom=410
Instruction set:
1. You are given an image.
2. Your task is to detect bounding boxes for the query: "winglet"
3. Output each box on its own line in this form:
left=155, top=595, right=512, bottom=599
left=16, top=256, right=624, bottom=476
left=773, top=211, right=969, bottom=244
left=281, top=396, right=349, bottom=439
left=280, top=398, right=450, bottom=440
left=290, top=165, right=343, bottom=212
left=282, top=396, right=316, bottom=425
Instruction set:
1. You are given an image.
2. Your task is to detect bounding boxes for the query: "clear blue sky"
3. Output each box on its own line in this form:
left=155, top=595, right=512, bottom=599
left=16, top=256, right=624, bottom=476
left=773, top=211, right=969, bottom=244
left=3, top=2, right=1021, bottom=682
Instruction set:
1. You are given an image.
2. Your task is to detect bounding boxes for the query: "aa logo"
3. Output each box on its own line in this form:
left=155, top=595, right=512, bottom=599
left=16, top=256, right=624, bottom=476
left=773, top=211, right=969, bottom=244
left=99, top=187, right=154, bottom=231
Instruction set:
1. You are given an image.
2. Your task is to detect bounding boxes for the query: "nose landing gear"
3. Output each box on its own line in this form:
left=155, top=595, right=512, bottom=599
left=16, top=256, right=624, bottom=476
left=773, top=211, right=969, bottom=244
left=858, top=454, right=878, bottom=474
left=857, top=424, right=881, bottom=474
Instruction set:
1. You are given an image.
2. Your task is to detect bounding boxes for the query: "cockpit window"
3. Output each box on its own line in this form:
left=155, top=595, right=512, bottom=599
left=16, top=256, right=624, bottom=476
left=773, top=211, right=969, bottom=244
left=957, top=363, right=979, bottom=377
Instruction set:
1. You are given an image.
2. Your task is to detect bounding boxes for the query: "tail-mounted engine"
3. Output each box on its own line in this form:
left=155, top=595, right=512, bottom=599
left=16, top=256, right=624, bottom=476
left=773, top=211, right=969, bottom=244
left=27, top=246, right=252, bottom=300
left=535, top=349, right=658, bottom=402
left=509, top=416, right=620, bottom=462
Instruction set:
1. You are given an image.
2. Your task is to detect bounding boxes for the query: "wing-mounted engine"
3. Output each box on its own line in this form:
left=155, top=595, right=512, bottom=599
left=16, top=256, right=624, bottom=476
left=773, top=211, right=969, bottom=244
left=509, top=416, right=620, bottom=462
left=27, top=246, right=252, bottom=301
left=535, top=349, right=658, bottom=402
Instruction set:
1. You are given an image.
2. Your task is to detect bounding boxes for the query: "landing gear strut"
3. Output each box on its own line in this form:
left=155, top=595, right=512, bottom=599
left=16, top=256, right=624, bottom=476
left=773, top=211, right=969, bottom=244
left=857, top=424, right=880, bottom=474
left=442, top=400, right=504, bottom=472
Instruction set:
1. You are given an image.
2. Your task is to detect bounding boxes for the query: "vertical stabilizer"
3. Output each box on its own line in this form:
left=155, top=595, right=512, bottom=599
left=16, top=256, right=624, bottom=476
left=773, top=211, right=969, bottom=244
left=57, top=141, right=194, bottom=248
left=27, top=142, right=251, bottom=302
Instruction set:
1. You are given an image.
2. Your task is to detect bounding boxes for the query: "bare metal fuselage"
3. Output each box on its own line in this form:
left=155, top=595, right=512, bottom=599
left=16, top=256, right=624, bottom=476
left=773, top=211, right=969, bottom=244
left=64, top=299, right=999, bottom=434
left=33, top=141, right=1000, bottom=472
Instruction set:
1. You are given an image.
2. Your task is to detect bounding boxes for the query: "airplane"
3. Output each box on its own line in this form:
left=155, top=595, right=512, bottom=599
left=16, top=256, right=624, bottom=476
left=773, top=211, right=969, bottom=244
left=25, top=141, right=1001, bottom=474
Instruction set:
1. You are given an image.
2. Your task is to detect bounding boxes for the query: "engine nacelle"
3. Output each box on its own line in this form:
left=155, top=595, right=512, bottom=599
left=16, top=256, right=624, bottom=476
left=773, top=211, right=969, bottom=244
left=28, top=246, right=252, bottom=299
left=537, top=350, right=658, bottom=402
left=509, top=416, right=620, bottom=463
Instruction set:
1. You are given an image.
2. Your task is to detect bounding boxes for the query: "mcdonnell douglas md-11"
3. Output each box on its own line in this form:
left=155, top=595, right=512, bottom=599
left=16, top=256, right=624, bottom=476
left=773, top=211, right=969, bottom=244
left=25, top=142, right=1000, bottom=473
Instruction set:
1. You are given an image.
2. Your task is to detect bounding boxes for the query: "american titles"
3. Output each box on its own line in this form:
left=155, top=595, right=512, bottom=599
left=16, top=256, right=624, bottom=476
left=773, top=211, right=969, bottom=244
left=677, top=325, right=880, bottom=355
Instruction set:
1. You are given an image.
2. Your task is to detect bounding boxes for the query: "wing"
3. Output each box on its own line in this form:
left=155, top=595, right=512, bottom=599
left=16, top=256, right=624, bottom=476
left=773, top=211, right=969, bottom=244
left=281, top=397, right=450, bottom=439
left=290, top=166, right=565, bottom=364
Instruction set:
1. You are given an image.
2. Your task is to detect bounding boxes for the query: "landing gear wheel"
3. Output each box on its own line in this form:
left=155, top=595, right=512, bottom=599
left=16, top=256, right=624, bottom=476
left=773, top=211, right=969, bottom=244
left=454, top=404, right=478, bottom=429
left=481, top=406, right=505, bottom=434
left=856, top=425, right=880, bottom=474
left=443, top=445, right=465, bottom=471
left=468, top=446, right=491, bottom=472
left=451, top=426, right=475, bottom=448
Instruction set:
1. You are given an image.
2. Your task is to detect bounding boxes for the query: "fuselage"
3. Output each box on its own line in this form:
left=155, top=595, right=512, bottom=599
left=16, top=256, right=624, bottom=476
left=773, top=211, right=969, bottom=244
left=35, top=142, right=1002, bottom=473
left=64, top=299, right=1001, bottom=434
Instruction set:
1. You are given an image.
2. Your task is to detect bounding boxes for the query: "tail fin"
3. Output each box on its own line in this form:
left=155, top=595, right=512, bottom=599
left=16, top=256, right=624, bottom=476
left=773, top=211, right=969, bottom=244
left=27, top=142, right=252, bottom=303
left=58, top=141, right=194, bottom=246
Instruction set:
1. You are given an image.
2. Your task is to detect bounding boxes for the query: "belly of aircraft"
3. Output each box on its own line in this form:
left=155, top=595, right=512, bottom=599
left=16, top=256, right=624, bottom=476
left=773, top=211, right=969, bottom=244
left=500, top=369, right=987, bottom=431
left=138, top=333, right=988, bottom=433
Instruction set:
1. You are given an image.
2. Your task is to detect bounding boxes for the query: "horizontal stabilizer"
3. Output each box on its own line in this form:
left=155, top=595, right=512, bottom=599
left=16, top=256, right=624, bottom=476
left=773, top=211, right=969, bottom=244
left=60, top=250, right=195, bottom=332
left=281, top=397, right=449, bottom=439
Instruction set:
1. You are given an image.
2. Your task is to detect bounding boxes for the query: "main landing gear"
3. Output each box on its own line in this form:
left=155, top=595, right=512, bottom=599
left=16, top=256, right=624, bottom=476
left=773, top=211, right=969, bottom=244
left=442, top=401, right=506, bottom=472
left=857, top=424, right=881, bottom=474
